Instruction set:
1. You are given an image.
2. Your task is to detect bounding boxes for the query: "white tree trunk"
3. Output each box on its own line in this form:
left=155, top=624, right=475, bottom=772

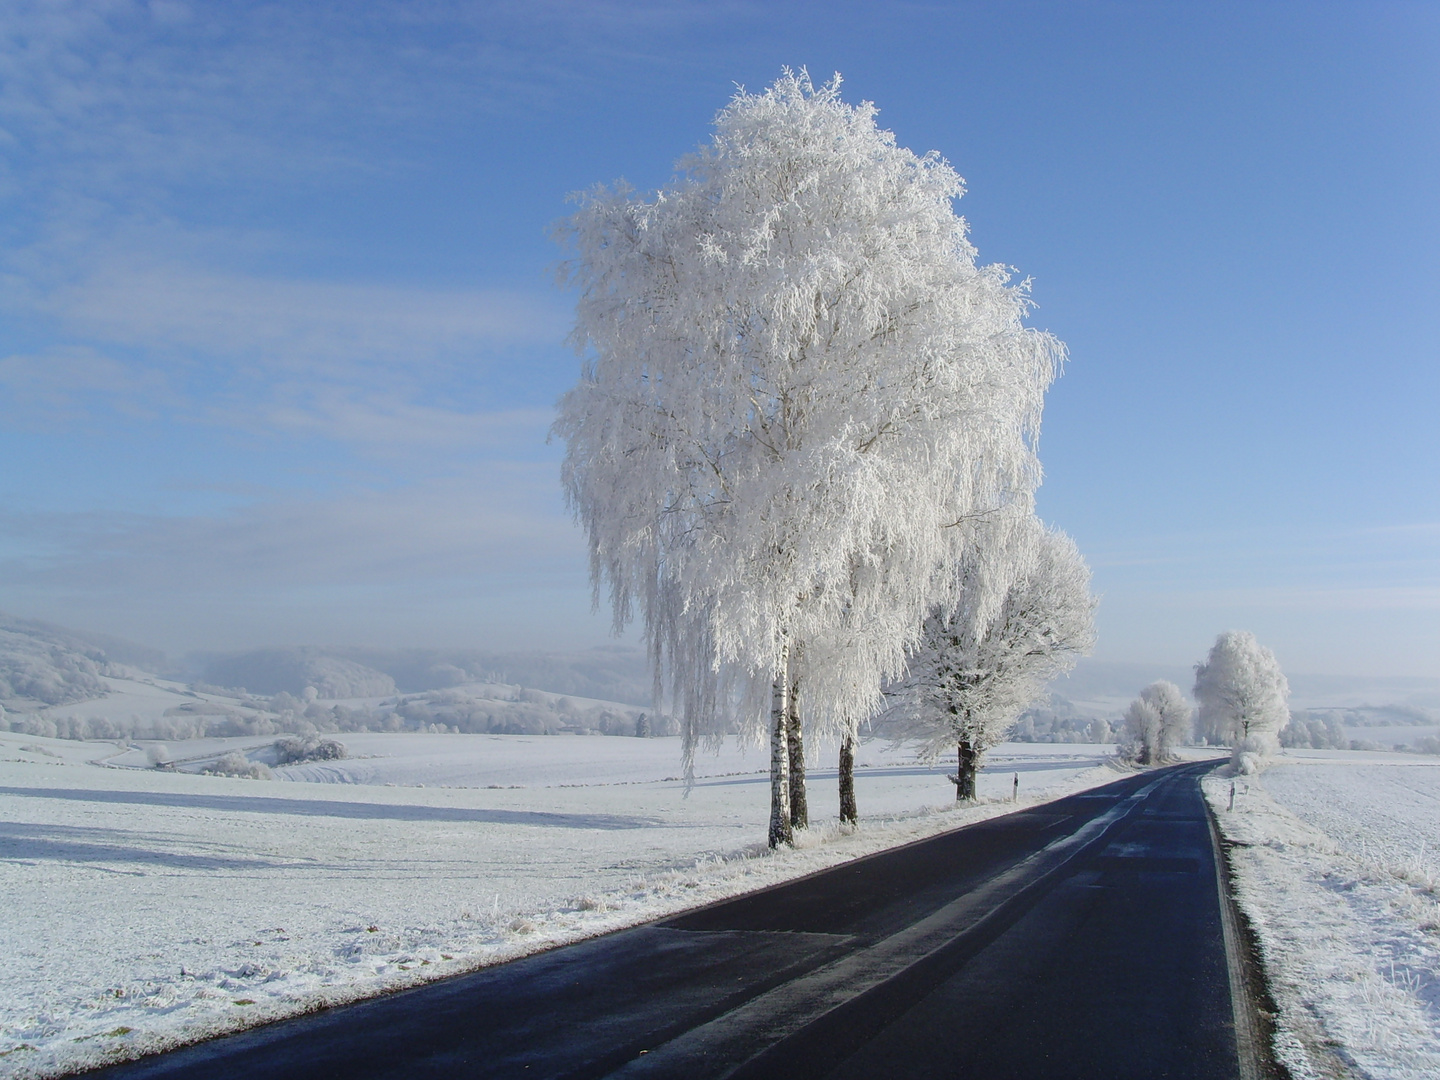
left=786, top=642, right=808, bottom=829
left=769, top=644, right=794, bottom=849
left=838, top=728, right=858, bottom=825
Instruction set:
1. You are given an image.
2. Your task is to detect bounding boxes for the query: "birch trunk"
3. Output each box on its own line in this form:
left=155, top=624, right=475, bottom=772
left=786, top=645, right=808, bottom=830
left=954, top=739, right=979, bottom=801
left=838, top=728, right=858, bottom=825
left=768, top=648, right=794, bottom=849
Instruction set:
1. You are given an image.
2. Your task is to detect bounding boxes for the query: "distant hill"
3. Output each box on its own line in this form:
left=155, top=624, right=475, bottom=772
left=0, top=612, right=166, bottom=708
left=200, top=649, right=398, bottom=699
left=197, top=645, right=654, bottom=706
left=7, top=612, right=1438, bottom=742
left=1, top=616, right=668, bottom=742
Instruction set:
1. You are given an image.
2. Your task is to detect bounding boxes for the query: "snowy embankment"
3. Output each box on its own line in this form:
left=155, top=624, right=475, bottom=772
left=0, top=732, right=1120, bottom=1079
left=1203, top=753, right=1440, bottom=1080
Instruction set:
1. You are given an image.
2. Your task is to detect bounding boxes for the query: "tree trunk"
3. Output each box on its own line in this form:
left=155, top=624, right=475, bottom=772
left=838, top=728, right=858, bottom=825
left=786, top=646, right=808, bottom=830
left=768, top=652, right=793, bottom=849
left=954, top=740, right=979, bottom=801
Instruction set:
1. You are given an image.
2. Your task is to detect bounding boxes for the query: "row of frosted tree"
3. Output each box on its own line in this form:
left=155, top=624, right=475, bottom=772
left=552, top=71, right=1288, bottom=847
left=552, top=71, right=1101, bottom=846
left=1120, top=630, right=1292, bottom=770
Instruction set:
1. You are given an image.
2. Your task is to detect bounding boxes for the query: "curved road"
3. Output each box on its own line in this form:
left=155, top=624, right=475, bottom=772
left=87, top=761, right=1258, bottom=1079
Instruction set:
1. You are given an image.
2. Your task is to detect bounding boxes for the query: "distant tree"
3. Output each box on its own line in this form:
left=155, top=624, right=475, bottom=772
left=273, top=735, right=347, bottom=765
left=1121, top=697, right=1162, bottom=765
left=145, top=742, right=172, bottom=768
left=1278, top=711, right=1346, bottom=750
left=1193, top=631, right=1290, bottom=768
left=206, top=750, right=272, bottom=780
left=553, top=71, right=1060, bottom=845
left=1145, top=680, right=1192, bottom=759
left=1121, top=680, right=1190, bottom=764
left=890, top=519, right=1096, bottom=800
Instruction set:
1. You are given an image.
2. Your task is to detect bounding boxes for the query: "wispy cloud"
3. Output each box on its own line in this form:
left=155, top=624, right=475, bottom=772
left=1, top=252, right=569, bottom=452
left=42, top=258, right=564, bottom=368
left=0, top=344, right=178, bottom=424
left=0, top=0, right=755, bottom=208
left=253, top=395, right=556, bottom=455
left=1082, top=522, right=1440, bottom=586
left=1, top=2, right=744, bottom=458
left=0, top=465, right=580, bottom=596
left=0, top=462, right=608, bottom=653
left=1142, top=585, right=1440, bottom=612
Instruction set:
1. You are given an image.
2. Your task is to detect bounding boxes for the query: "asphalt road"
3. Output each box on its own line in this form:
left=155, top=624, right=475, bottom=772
left=87, top=761, right=1254, bottom=1079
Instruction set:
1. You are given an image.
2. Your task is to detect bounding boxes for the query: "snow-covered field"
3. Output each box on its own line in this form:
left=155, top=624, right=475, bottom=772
left=0, top=731, right=1121, bottom=1079
left=1204, top=752, right=1440, bottom=1080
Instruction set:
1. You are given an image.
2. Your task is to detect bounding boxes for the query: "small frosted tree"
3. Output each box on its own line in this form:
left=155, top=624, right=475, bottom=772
left=1120, top=697, right=1161, bottom=765
left=891, top=518, right=1096, bottom=800
left=553, top=71, right=1060, bottom=845
left=1145, top=679, right=1192, bottom=760
left=1193, top=631, right=1290, bottom=769
left=1121, top=680, right=1190, bottom=764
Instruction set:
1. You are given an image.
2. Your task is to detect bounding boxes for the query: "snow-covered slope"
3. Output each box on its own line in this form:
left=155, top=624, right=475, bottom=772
left=1, top=617, right=674, bottom=746
left=0, top=620, right=116, bottom=709
left=4, top=668, right=671, bottom=754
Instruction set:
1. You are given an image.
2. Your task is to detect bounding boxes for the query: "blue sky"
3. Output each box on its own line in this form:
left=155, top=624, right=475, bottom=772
left=1, top=1, right=1436, bottom=676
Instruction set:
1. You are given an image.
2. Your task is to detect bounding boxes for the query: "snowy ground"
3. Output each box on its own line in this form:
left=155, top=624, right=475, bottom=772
left=1204, top=751, right=1440, bottom=1080
left=0, top=731, right=1122, bottom=1079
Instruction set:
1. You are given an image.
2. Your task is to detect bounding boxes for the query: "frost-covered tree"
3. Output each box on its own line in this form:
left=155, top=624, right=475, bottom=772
left=1278, top=712, right=1347, bottom=750
left=1193, top=631, right=1290, bottom=767
left=553, top=71, right=1061, bottom=846
left=1120, top=697, right=1161, bottom=765
left=1145, top=679, right=1192, bottom=760
left=1121, top=680, right=1190, bottom=764
left=889, top=519, right=1096, bottom=799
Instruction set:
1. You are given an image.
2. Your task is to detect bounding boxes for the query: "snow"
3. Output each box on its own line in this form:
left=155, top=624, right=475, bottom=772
left=1203, top=752, right=1440, bottom=1079
left=0, top=731, right=1120, bottom=1078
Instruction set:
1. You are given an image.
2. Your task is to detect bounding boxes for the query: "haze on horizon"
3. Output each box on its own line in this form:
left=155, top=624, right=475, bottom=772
left=1, top=2, right=1436, bottom=679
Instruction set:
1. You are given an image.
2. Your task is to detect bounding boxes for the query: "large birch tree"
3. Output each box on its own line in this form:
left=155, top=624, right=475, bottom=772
left=553, top=71, right=1061, bottom=845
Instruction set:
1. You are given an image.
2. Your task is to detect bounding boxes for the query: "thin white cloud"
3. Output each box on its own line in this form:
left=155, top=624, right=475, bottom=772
left=43, top=259, right=564, bottom=368
left=252, top=394, right=556, bottom=454
left=0, top=0, right=756, bottom=204
left=0, top=2, right=722, bottom=459
left=3, top=252, right=570, bottom=452
left=0, top=344, right=178, bottom=424
left=1150, top=585, right=1440, bottom=612
left=0, top=465, right=582, bottom=596
left=0, top=462, right=613, bottom=654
